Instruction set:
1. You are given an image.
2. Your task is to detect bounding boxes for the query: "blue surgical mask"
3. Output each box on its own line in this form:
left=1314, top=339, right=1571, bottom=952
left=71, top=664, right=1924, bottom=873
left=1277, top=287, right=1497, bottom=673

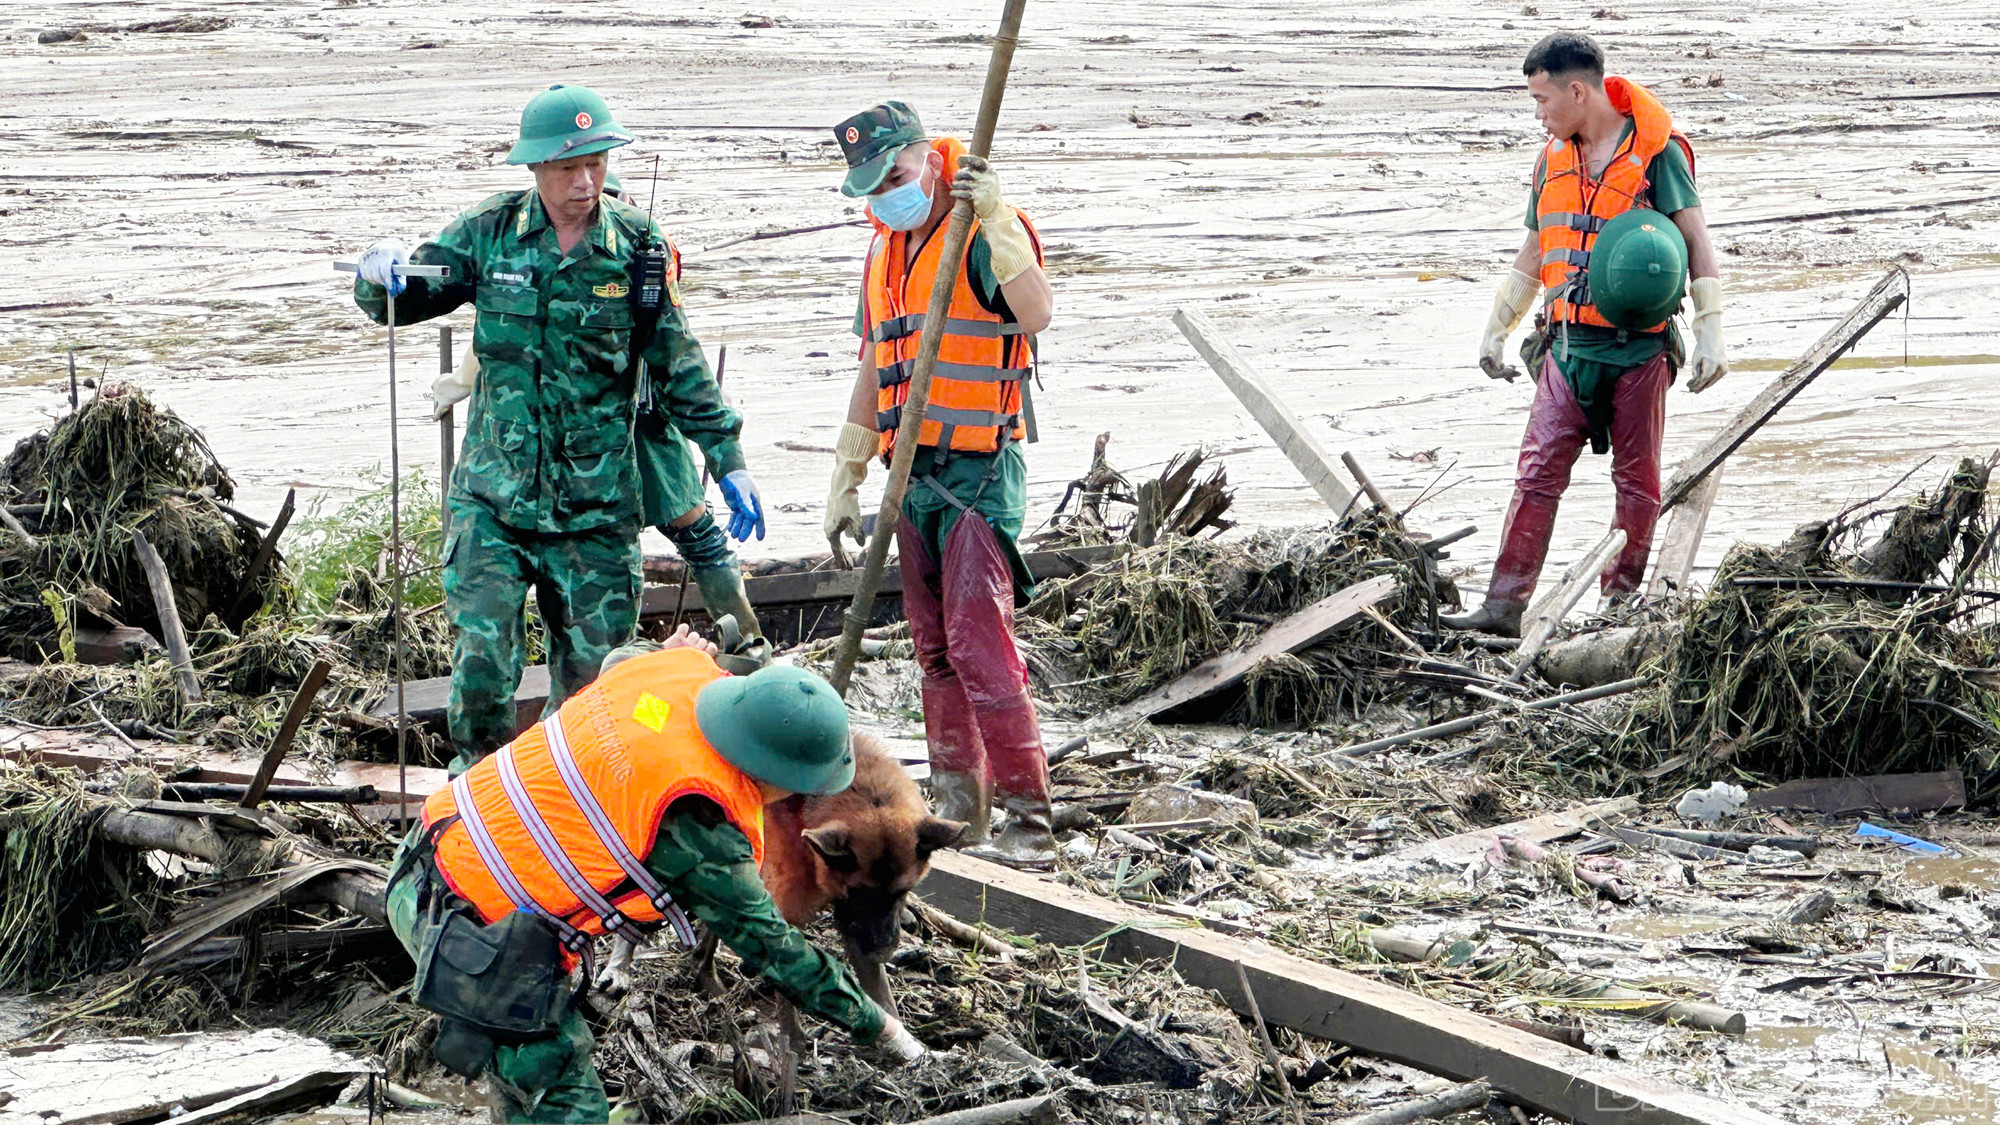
left=868, top=165, right=934, bottom=231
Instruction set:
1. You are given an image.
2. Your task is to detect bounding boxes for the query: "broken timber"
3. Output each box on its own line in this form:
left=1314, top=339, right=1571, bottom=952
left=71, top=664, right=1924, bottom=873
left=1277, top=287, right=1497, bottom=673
left=1172, top=307, right=1357, bottom=512
left=1512, top=528, right=1625, bottom=677
left=1091, top=574, right=1395, bottom=728
left=1748, top=770, right=1966, bottom=815
left=1332, top=796, right=1641, bottom=883
left=0, top=1029, right=372, bottom=1125
left=1659, top=267, right=1910, bottom=513
left=1321, top=678, right=1650, bottom=758
left=1647, top=468, right=1721, bottom=598
left=3, top=733, right=446, bottom=808
left=922, top=852, right=1787, bottom=1125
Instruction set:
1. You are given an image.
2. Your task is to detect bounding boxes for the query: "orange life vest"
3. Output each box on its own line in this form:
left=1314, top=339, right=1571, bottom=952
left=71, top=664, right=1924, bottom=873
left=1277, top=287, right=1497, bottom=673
left=865, top=135, right=1043, bottom=460
left=1536, top=77, right=1695, bottom=332
left=422, top=647, right=767, bottom=952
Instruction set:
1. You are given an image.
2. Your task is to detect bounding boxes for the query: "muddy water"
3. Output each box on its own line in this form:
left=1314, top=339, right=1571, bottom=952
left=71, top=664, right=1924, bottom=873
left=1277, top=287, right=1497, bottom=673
left=3, top=0, right=1998, bottom=584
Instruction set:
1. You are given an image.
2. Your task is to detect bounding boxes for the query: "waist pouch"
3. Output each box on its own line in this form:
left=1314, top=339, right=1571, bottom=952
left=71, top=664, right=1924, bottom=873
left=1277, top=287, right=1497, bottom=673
left=410, top=880, right=572, bottom=1077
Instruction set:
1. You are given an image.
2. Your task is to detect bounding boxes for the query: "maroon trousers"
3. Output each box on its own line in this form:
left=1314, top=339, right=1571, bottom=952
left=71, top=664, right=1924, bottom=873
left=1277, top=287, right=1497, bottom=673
left=898, top=514, right=1051, bottom=803
left=1488, top=353, right=1672, bottom=605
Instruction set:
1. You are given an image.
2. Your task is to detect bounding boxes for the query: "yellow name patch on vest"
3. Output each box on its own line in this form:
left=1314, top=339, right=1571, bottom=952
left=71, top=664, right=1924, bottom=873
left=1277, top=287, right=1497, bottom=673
left=593, top=282, right=630, bottom=299
left=631, top=692, right=672, bottom=732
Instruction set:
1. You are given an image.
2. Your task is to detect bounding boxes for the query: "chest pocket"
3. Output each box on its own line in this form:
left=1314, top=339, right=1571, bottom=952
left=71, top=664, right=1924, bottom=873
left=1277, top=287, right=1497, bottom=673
left=574, top=300, right=637, bottom=376
left=474, top=284, right=542, bottom=363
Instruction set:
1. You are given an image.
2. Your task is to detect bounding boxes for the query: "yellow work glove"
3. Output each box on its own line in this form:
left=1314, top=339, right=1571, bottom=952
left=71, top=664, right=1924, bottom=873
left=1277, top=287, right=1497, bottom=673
left=1685, top=276, right=1727, bottom=393
left=952, top=155, right=1036, bottom=285
left=825, top=422, right=876, bottom=559
left=432, top=346, right=477, bottom=420
left=1478, top=269, right=1541, bottom=381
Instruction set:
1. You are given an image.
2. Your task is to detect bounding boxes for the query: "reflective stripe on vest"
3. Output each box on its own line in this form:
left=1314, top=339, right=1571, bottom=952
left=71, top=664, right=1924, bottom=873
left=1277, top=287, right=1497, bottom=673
left=448, top=771, right=592, bottom=953
left=864, top=134, right=1042, bottom=460
left=876, top=358, right=1032, bottom=388
left=494, top=742, right=636, bottom=936
left=869, top=313, right=1031, bottom=343
left=1534, top=76, right=1689, bottom=333
left=542, top=715, right=700, bottom=948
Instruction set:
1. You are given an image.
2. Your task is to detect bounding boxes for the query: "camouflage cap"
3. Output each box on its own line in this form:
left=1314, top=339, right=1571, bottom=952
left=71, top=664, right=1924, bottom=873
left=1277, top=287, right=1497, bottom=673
left=834, top=101, right=925, bottom=197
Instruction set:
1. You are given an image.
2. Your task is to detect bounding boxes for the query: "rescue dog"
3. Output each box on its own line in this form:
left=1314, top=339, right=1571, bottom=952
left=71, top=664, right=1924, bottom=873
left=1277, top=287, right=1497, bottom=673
left=598, top=733, right=965, bottom=1016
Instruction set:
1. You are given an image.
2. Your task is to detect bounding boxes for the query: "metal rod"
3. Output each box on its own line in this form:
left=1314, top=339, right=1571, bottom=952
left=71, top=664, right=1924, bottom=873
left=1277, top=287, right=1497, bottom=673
left=388, top=283, right=409, bottom=826
left=439, top=324, right=455, bottom=540
left=828, top=0, right=1029, bottom=695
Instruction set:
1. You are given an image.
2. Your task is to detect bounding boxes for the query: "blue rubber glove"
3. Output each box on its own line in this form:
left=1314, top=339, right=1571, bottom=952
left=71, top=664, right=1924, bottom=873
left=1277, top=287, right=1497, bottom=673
left=719, top=469, right=766, bottom=542
left=359, top=238, right=410, bottom=296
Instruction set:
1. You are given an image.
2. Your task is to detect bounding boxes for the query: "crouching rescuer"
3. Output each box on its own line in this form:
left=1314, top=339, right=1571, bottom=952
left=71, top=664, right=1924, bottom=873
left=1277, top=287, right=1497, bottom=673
left=822, top=101, right=1059, bottom=868
left=384, top=639, right=925, bottom=1122
left=1448, top=32, right=1728, bottom=636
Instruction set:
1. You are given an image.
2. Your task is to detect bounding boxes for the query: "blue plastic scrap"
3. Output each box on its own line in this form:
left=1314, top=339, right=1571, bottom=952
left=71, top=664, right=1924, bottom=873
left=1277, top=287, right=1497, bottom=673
left=1854, top=821, right=1956, bottom=857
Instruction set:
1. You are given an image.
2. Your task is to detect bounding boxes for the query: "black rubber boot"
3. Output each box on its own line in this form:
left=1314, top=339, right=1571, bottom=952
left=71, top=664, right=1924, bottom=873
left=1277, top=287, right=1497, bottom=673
left=1439, top=599, right=1526, bottom=638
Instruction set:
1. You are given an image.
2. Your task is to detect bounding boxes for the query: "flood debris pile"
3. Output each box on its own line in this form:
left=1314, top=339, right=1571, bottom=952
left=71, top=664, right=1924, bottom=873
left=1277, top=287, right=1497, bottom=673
left=0, top=385, right=262, bottom=659
left=1019, top=507, right=1454, bottom=727
left=601, top=916, right=1357, bottom=1123
left=1624, top=456, right=2000, bottom=791
left=0, top=386, right=459, bottom=769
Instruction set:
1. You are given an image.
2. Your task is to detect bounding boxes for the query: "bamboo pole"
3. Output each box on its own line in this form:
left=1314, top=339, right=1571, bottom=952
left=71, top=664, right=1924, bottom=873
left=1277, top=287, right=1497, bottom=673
left=130, top=530, right=202, bottom=703
left=828, top=0, right=1030, bottom=695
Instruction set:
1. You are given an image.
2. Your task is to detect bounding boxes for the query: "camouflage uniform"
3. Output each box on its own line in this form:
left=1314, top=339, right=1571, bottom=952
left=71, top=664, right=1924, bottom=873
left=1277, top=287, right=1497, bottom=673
left=355, top=188, right=744, bottom=772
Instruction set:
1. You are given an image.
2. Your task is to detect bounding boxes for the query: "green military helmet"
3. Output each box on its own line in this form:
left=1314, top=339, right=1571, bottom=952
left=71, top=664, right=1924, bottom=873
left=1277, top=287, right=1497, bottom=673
left=506, top=84, right=634, bottom=166
left=695, top=664, right=855, bottom=796
left=1588, top=209, right=1688, bottom=330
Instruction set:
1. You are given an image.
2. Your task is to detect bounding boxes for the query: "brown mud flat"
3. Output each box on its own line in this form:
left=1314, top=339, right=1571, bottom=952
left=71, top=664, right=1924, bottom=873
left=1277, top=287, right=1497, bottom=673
left=2, top=3, right=2000, bottom=1124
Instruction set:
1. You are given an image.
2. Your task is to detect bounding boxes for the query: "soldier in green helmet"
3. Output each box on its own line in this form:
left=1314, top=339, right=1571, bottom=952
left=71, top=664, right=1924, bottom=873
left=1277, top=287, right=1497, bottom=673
left=1447, top=32, right=1729, bottom=637
left=354, top=84, right=771, bottom=774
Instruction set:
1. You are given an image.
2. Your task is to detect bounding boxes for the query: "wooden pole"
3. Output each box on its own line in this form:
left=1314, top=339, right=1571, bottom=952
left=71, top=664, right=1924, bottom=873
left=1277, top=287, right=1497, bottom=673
left=1330, top=1081, right=1491, bottom=1125
left=130, top=530, right=202, bottom=703
left=231, top=487, right=296, bottom=617
left=1173, top=308, right=1356, bottom=513
left=1341, top=451, right=1392, bottom=514
left=1659, top=267, right=1909, bottom=513
left=1509, top=528, right=1625, bottom=680
left=438, top=325, right=455, bottom=539
left=240, top=659, right=333, bottom=808
left=1320, top=676, right=1650, bottom=759
left=828, top=0, right=1029, bottom=695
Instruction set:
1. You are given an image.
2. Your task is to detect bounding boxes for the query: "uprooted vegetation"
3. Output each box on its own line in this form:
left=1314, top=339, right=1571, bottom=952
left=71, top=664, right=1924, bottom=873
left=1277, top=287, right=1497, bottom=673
left=0, top=386, right=473, bottom=770
left=1619, top=455, right=2000, bottom=794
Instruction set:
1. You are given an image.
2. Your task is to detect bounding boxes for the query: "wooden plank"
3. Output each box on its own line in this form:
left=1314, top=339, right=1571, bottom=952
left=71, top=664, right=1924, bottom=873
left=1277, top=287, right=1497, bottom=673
left=0, top=1029, right=369, bottom=1125
left=1513, top=529, right=1625, bottom=676
left=130, top=530, right=203, bottom=703
left=242, top=659, right=333, bottom=807
left=2, top=735, right=447, bottom=805
left=1094, top=574, right=1395, bottom=727
left=639, top=544, right=1119, bottom=620
left=70, top=623, right=163, bottom=665
left=1749, top=770, right=1966, bottom=815
left=1659, top=268, right=1910, bottom=513
left=1647, top=467, right=1721, bottom=599
left=922, top=852, right=1787, bottom=1125
left=1172, top=307, right=1357, bottom=513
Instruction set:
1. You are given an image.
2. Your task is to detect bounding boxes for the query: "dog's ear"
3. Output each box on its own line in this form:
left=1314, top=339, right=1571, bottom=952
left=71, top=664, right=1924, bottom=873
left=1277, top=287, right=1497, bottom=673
left=803, top=823, right=858, bottom=872
left=914, top=816, right=968, bottom=859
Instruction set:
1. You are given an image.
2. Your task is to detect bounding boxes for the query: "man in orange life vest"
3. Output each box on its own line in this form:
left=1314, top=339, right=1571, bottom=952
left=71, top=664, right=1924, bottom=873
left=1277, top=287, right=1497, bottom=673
left=1445, top=32, right=1729, bottom=637
left=384, top=630, right=926, bottom=1121
left=821, top=102, right=1059, bottom=868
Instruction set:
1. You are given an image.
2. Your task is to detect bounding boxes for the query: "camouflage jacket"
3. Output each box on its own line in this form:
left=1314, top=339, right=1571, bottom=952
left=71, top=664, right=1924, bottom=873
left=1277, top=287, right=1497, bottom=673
left=354, top=188, right=745, bottom=534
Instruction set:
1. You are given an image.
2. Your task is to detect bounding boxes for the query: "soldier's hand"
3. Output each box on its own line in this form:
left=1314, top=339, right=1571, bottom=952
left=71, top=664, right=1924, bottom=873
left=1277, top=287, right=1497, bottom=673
left=358, top=238, right=411, bottom=296
left=719, top=470, right=766, bottom=542
left=1685, top=276, right=1727, bottom=393
left=952, top=155, right=1007, bottom=223
left=659, top=623, right=718, bottom=656
left=1479, top=354, right=1521, bottom=382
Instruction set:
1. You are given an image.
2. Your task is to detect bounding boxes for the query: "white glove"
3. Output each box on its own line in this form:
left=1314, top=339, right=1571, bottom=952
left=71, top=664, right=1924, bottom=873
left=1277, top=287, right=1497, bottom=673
left=433, top=346, right=476, bottom=420
left=1685, top=276, right=1727, bottom=393
left=825, top=422, right=875, bottom=554
left=358, top=238, right=411, bottom=296
left=874, top=1016, right=928, bottom=1066
left=1478, top=269, right=1541, bottom=381
left=952, top=155, right=1036, bottom=285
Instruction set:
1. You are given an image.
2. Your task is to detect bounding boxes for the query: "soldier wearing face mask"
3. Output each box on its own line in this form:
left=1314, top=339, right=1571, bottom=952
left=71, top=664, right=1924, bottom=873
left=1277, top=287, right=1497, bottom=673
left=821, top=101, right=1060, bottom=868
